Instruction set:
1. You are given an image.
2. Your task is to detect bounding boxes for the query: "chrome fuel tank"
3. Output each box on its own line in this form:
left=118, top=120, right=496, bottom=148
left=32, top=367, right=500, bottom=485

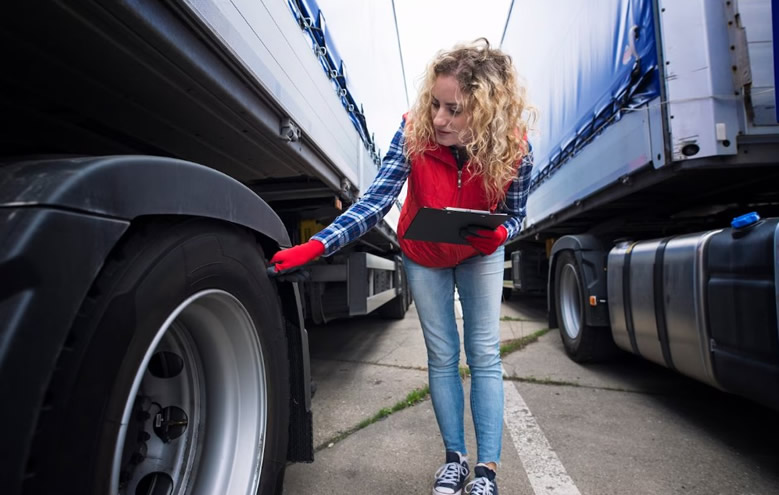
left=607, top=216, right=779, bottom=406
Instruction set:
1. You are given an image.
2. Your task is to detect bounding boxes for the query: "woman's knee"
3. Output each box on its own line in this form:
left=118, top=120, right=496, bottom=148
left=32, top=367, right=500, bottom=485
left=428, top=349, right=460, bottom=372
left=465, top=346, right=501, bottom=371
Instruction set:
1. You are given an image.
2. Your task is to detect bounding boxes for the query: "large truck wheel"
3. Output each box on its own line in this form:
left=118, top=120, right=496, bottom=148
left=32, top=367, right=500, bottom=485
left=24, top=219, right=289, bottom=495
left=554, top=250, right=615, bottom=362
left=502, top=287, right=513, bottom=301
left=379, top=262, right=410, bottom=319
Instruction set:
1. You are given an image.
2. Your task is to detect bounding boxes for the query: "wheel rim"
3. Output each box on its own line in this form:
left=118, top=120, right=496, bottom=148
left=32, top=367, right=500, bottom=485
left=111, top=290, right=267, bottom=495
left=559, top=263, right=582, bottom=340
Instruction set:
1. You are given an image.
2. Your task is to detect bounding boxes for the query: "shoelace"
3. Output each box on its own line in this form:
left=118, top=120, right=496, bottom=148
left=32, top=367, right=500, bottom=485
left=465, top=477, right=494, bottom=495
left=434, top=461, right=468, bottom=486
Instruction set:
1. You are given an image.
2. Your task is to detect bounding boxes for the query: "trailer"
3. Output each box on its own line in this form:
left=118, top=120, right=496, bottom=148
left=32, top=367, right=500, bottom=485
left=501, top=0, right=779, bottom=409
left=0, top=0, right=408, bottom=493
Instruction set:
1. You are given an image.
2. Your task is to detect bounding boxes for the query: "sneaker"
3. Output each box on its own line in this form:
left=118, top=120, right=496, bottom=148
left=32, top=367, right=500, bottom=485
left=433, top=451, right=470, bottom=495
left=465, top=464, right=498, bottom=495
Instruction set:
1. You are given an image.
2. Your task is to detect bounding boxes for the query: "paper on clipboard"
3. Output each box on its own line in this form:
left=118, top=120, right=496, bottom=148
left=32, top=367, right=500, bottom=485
left=403, top=207, right=508, bottom=245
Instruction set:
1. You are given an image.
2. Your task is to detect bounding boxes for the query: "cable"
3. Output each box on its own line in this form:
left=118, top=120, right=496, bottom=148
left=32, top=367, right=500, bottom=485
left=500, top=0, right=515, bottom=47
left=391, top=0, right=410, bottom=108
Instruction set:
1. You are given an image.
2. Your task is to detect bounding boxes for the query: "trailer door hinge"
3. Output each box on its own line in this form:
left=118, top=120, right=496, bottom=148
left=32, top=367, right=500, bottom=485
left=280, top=118, right=302, bottom=142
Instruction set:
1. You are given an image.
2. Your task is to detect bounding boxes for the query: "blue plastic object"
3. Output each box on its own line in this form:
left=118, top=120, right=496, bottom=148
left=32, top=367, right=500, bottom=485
left=731, top=212, right=761, bottom=229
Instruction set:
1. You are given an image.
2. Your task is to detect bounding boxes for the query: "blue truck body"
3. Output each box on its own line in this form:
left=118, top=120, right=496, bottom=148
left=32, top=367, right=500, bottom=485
left=501, top=0, right=779, bottom=409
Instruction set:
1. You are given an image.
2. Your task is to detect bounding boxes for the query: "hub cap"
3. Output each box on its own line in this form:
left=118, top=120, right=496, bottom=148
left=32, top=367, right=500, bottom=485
left=111, top=290, right=267, bottom=495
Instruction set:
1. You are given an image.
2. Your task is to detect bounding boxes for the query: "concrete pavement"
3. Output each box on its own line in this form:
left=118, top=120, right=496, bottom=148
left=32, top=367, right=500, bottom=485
left=284, top=295, right=779, bottom=494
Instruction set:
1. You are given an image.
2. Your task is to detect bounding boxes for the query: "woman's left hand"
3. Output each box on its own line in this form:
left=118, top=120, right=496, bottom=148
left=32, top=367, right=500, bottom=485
left=463, top=225, right=508, bottom=255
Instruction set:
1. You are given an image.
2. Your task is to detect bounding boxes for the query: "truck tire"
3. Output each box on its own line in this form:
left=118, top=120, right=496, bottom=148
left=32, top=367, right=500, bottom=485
left=502, top=287, right=513, bottom=301
left=379, top=263, right=410, bottom=319
left=23, top=218, right=289, bottom=495
left=554, top=250, right=615, bottom=362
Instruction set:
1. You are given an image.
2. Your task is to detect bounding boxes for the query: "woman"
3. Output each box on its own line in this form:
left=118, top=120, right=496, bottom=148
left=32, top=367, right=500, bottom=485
left=270, top=38, right=534, bottom=495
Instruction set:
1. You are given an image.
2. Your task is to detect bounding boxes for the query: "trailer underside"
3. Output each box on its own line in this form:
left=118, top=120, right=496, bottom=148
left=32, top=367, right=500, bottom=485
left=516, top=136, right=779, bottom=243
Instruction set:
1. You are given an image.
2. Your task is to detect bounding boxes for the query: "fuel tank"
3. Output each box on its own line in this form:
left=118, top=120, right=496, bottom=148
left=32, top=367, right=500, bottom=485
left=607, top=215, right=779, bottom=407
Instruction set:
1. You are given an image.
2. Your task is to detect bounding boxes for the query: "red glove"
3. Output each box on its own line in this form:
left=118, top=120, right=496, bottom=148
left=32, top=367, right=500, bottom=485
left=464, top=225, right=508, bottom=255
left=269, top=239, right=325, bottom=272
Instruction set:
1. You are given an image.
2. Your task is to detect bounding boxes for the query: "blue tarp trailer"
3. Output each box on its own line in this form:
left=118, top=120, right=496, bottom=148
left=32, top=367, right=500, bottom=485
left=501, top=0, right=779, bottom=410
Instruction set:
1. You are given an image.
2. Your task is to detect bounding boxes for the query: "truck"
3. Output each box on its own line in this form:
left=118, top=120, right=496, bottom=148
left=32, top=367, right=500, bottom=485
left=500, top=0, right=779, bottom=410
left=0, top=0, right=409, bottom=493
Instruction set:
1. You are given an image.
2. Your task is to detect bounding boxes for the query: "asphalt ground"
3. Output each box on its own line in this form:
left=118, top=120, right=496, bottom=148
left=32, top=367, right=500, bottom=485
left=283, top=295, right=779, bottom=494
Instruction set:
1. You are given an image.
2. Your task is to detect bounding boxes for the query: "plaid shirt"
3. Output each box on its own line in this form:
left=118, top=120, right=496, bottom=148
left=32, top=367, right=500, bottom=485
left=312, top=119, right=534, bottom=256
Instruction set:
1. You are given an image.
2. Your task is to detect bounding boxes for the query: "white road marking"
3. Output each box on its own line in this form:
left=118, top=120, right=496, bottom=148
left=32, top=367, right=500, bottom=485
left=503, top=371, right=581, bottom=495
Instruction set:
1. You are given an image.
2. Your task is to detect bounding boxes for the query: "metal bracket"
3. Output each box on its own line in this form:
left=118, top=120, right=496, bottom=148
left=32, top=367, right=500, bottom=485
left=280, top=118, right=302, bottom=142
left=724, top=0, right=754, bottom=124
left=724, top=0, right=753, bottom=92
left=340, top=177, right=353, bottom=197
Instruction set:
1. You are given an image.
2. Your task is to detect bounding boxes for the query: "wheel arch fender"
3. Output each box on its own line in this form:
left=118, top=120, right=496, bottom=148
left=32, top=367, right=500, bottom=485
left=0, top=156, right=314, bottom=465
left=1, top=155, right=298, bottom=348
left=548, top=234, right=610, bottom=329
left=0, top=155, right=291, bottom=248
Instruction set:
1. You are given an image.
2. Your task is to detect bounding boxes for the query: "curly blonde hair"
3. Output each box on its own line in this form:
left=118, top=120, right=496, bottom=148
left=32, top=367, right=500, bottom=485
left=406, top=38, right=535, bottom=204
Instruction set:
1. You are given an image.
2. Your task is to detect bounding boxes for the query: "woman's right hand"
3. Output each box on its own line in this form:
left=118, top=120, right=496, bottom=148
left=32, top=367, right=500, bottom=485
left=269, top=239, right=325, bottom=272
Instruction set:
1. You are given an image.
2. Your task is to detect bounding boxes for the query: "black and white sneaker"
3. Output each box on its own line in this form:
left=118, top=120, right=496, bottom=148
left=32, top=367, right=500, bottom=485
left=465, top=464, right=498, bottom=495
left=433, top=451, right=470, bottom=495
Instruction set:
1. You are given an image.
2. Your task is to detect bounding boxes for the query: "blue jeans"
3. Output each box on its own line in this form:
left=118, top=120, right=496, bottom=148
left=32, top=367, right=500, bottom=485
left=403, top=247, right=505, bottom=464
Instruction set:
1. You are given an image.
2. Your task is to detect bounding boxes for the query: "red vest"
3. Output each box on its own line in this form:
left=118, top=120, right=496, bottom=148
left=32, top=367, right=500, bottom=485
left=398, top=144, right=500, bottom=268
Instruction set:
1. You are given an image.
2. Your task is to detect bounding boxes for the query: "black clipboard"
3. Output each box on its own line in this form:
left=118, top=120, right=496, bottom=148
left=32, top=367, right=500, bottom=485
left=404, top=207, right=508, bottom=245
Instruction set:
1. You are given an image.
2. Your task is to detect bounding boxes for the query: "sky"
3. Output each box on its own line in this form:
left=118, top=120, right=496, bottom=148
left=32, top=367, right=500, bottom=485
left=393, top=0, right=513, bottom=106
left=315, top=0, right=513, bottom=152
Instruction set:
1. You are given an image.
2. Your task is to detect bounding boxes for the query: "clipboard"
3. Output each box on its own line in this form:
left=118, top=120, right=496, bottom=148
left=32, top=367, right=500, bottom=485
left=404, top=207, right=508, bottom=245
